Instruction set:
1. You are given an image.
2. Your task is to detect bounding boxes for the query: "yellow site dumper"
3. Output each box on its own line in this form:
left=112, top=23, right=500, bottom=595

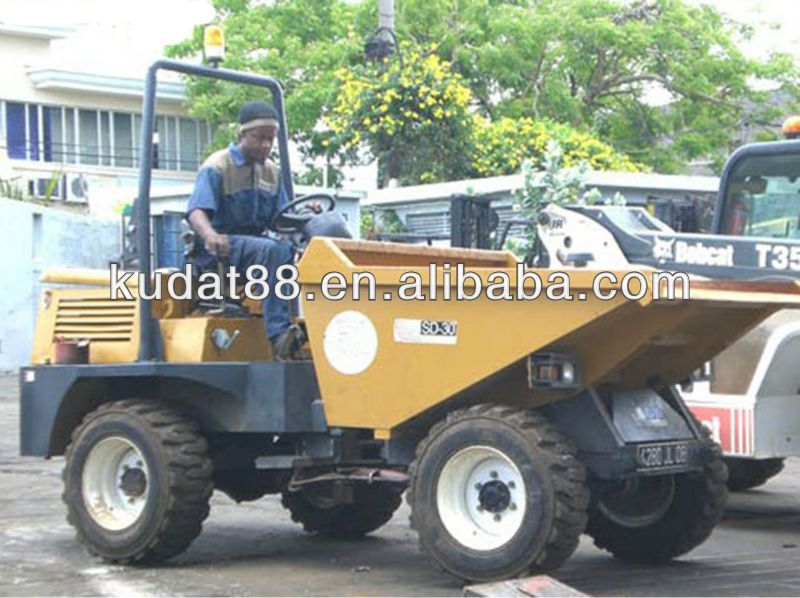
left=18, top=59, right=800, bottom=582
left=22, top=233, right=800, bottom=580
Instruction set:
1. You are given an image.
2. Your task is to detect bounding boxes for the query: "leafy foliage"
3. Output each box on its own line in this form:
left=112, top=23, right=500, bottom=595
left=470, top=116, right=639, bottom=176
left=394, top=0, right=799, bottom=172
left=166, top=0, right=366, bottom=166
left=508, top=140, right=606, bottom=257
left=168, top=0, right=799, bottom=181
left=360, top=208, right=407, bottom=239
left=0, top=178, right=25, bottom=201
left=516, top=141, right=601, bottom=211
left=325, top=43, right=639, bottom=183
left=326, top=48, right=476, bottom=185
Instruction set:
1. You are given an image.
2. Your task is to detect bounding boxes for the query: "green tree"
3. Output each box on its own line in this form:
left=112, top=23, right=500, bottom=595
left=165, top=0, right=367, bottom=174
left=169, top=0, right=798, bottom=178
left=394, top=0, right=799, bottom=172
left=508, top=140, right=605, bottom=258
left=360, top=208, right=407, bottom=239
left=326, top=47, right=476, bottom=185
left=325, top=43, right=640, bottom=183
left=470, top=116, right=639, bottom=176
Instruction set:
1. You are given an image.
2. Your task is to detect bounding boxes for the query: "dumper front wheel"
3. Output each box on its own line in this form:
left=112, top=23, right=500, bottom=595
left=587, top=457, right=728, bottom=563
left=62, top=400, right=213, bottom=563
left=281, top=483, right=403, bottom=537
left=408, top=405, right=588, bottom=582
left=726, top=457, right=784, bottom=491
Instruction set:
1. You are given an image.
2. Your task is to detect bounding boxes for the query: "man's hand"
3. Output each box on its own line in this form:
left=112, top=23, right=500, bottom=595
left=187, top=209, right=230, bottom=257
left=204, top=231, right=230, bottom=257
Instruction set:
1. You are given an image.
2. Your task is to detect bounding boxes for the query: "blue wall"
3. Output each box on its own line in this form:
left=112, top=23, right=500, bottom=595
left=0, top=198, right=120, bottom=370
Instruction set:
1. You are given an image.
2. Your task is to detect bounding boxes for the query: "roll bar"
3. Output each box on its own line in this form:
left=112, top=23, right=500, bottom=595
left=134, top=59, right=294, bottom=361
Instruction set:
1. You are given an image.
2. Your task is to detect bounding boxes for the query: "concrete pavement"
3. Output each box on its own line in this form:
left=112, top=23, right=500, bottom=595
left=2, top=373, right=800, bottom=596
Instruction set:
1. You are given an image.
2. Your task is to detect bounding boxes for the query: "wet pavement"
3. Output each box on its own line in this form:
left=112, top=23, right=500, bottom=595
left=2, top=373, right=800, bottom=596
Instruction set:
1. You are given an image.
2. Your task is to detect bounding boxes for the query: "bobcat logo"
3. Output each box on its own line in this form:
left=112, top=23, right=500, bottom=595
left=652, top=236, right=675, bottom=262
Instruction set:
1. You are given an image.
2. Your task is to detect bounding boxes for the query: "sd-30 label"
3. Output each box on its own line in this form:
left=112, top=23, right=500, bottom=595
left=394, top=319, right=458, bottom=345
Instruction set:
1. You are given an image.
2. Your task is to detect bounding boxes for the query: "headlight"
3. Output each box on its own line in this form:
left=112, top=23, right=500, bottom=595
left=527, top=352, right=581, bottom=389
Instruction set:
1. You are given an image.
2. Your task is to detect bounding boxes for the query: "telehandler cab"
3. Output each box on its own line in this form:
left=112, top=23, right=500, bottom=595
left=685, top=140, right=800, bottom=490
left=19, top=60, right=800, bottom=582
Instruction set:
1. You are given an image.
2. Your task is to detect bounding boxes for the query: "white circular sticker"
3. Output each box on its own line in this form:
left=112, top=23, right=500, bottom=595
left=323, top=311, right=378, bottom=375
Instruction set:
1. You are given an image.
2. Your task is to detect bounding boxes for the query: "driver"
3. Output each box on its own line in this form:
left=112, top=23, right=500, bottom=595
left=186, top=101, right=301, bottom=360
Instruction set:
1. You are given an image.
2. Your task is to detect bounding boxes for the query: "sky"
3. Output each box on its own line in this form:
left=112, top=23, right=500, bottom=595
left=0, top=0, right=215, bottom=76
left=2, top=0, right=798, bottom=77
left=693, top=0, right=800, bottom=61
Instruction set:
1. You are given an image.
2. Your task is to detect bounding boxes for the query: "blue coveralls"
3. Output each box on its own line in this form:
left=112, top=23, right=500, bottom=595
left=186, top=143, right=292, bottom=341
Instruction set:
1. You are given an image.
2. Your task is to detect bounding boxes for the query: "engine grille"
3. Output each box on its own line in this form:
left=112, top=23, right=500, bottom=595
left=54, top=297, right=136, bottom=342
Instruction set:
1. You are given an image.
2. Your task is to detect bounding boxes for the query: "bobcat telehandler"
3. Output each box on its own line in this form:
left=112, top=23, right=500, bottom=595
left=537, top=139, right=800, bottom=493
left=19, top=59, right=800, bottom=582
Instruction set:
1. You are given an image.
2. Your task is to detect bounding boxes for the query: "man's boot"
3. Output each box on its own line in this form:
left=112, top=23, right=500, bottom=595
left=270, top=324, right=306, bottom=361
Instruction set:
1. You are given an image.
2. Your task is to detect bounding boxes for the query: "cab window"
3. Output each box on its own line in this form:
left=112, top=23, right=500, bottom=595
left=721, top=151, right=800, bottom=238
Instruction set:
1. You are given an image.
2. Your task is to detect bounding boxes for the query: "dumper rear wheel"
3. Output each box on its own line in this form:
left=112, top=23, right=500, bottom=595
left=281, top=483, right=403, bottom=537
left=408, top=405, right=588, bottom=582
left=726, top=457, right=784, bottom=491
left=62, top=400, right=213, bottom=564
left=586, top=456, right=727, bottom=563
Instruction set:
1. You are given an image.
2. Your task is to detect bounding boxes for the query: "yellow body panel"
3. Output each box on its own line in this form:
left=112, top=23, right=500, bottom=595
left=32, top=287, right=140, bottom=364
left=31, top=269, right=268, bottom=364
left=32, top=243, right=800, bottom=437
left=160, top=317, right=271, bottom=362
left=298, top=238, right=800, bottom=431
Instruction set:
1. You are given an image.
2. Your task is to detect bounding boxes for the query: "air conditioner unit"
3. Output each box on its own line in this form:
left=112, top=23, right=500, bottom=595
left=66, top=173, right=90, bottom=203
left=30, top=175, right=64, bottom=200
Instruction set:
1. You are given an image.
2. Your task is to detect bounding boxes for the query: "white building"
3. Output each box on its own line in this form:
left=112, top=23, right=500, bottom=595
left=0, top=22, right=209, bottom=211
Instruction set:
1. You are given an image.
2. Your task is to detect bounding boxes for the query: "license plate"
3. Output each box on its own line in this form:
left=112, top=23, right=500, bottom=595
left=636, top=442, right=690, bottom=470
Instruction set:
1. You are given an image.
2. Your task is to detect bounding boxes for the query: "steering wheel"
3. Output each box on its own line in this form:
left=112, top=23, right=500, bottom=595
left=270, top=193, right=336, bottom=234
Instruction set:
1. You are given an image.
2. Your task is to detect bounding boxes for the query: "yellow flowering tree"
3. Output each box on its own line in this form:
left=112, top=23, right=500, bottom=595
left=470, top=116, right=640, bottom=176
left=327, top=45, right=640, bottom=185
left=326, top=47, right=475, bottom=186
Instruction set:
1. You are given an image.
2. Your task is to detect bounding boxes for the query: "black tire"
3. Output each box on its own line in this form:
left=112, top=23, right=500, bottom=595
left=586, top=446, right=728, bottom=564
left=281, top=482, right=403, bottom=537
left=408, top=404, right=589, bottom=582
left=62, top=399, right=213, bottom=564
left=725, top=457, right=785, bottom=492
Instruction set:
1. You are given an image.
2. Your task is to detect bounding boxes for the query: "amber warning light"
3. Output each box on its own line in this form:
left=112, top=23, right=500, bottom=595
left=204, top=25, right=225, bottom=66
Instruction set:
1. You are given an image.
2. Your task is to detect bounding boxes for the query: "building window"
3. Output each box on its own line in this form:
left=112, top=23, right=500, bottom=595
left=133, top=114, right=142, bottom=167
left=179, top=118, right=200, bottom=171
left=2, top=100, right=209, bottom=172
left=113, top=112, right=134, bottom=168
left=27, top=104, right=40, bottom=161
left=156, top=116, right=177, bottom=171
left=78, top=109, right=99, bottom=166
left=66, top=108, right=77, bottom=164
left=6, top=102, right=26, bottom=159
left=48, top=106, right=64, bottom=162
left=100, top=111, right=111, bottom=167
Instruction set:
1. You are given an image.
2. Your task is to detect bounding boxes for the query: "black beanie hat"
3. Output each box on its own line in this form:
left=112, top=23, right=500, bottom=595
left=238, top=101, right=279, bottom=131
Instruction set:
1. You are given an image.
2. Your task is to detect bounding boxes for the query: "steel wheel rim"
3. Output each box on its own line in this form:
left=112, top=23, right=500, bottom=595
left=599, top=475, right=676, bottom=528
left=436, top=445, right=526, bottom=551
left=82, top=436, right=150, bottom=531
left=300, top=484, right=339, bottom=509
